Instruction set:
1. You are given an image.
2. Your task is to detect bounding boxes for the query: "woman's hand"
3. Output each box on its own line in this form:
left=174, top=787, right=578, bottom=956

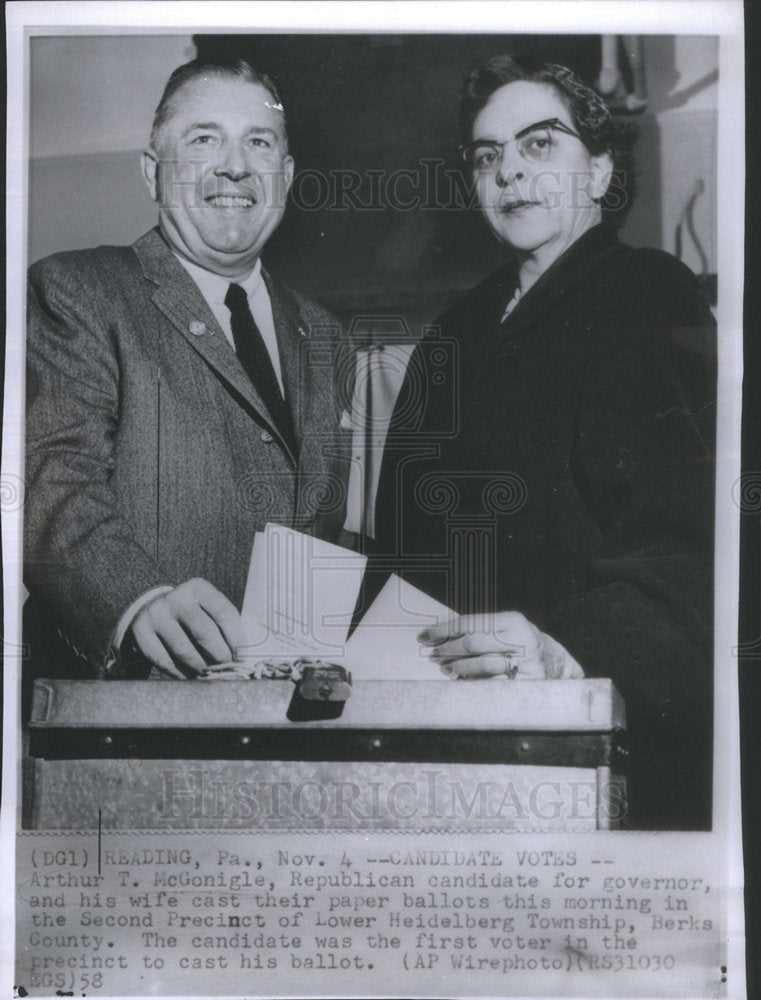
left=418, top=611, right=584, bottom=680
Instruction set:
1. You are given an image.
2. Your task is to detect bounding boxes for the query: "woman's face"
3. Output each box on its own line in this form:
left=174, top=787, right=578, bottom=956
left=470, top=81, right=612, bottom=262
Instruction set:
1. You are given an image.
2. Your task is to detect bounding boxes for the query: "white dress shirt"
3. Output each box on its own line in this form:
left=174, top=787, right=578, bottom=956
left=175, top=254, right=285, bottom=394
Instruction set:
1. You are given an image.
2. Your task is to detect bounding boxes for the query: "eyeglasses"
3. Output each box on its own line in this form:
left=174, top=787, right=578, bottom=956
left=459, top=117, right=583, bottom=172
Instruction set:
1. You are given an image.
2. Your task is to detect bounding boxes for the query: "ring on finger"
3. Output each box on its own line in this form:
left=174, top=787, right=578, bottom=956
left=502, top=652, right=518, bottom=679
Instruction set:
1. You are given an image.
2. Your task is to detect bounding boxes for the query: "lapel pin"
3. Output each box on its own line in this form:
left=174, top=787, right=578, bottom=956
left=189, top=320, right=206, bottom=337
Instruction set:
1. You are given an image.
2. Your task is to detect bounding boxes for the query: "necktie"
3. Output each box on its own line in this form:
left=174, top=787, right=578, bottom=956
left=224, top=283, right=296, bottom=454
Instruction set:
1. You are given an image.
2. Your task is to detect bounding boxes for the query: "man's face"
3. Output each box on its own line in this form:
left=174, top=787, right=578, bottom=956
left=142, top=75, right=294, bottom=278
left=471, top=81, right=611, bottom=259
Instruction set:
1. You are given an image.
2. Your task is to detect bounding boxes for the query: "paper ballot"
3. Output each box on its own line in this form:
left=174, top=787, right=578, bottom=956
left=239, top=524, right=366, bottom=660
left=343, top=574, right=453, bottom=681
left=239, top=524, right=454, bottom=678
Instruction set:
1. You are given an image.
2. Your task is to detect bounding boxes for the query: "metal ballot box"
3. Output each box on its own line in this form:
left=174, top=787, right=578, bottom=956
left=25, top=678, right=627, bottom=831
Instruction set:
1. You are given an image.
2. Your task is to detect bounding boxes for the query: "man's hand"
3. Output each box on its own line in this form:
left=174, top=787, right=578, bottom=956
left=130, top=578, right=242, bottom=679
left=418, top=611, right=584, bottom=680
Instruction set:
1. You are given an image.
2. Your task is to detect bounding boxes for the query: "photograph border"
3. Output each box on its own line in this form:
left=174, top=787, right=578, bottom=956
left=3, top=2, right=746, bottom=998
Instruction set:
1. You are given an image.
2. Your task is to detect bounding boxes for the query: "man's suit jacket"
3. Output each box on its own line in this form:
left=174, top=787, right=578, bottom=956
left=374, top=225, right=716, bottom=827
left=25, top=228, right=352, bottom=678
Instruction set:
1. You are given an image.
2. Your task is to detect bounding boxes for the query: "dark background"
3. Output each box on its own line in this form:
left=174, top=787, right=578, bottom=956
left=196, top=34, right=604, bottom=327
left=189, top=33, right=714, bottom=331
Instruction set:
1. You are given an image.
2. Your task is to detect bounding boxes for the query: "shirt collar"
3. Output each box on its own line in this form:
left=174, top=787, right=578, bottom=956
left=173, top=253, right=263, bottom=303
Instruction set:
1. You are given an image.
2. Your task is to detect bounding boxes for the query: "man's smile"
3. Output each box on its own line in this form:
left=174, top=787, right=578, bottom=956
left=204, top=193, right=257, bottom=208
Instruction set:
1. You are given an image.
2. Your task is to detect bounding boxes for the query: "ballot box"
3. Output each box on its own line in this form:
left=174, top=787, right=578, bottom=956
left=24, top=678, right=627, bottom=832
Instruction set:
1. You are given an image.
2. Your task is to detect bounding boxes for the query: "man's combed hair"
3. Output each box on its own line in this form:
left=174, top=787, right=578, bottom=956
left=461, top=53, right=637, bottom=224
left=150, top=59, right=287, bottom=149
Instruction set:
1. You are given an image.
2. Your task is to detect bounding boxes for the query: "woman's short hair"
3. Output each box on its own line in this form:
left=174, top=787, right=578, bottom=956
left=461, top=53, right=637, bottom=224
left=150, top=59, right=287, bottom=150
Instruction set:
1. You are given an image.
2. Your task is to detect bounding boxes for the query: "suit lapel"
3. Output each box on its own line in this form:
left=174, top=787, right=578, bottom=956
left=263, top=269, right=342, bottom=493
left=263, top=267, right=311, bottom=440
left=133, top=229, right=293, bottom=456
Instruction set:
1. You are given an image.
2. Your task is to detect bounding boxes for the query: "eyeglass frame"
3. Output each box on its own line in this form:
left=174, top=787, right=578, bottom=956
left=458, top=117, right=584, bottom=171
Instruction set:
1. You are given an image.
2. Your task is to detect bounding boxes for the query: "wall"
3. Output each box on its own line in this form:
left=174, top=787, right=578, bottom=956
left=620, top=35, right=718, bottom=278
left=28, top=35, right=193, bottom=263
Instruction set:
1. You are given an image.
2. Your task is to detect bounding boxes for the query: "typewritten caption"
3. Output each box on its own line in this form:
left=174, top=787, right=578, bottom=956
left=15, top=831, right=724, bottom=997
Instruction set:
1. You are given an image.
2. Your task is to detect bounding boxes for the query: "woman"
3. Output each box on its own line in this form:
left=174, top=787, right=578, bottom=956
left=373, top=55, right=715, bottom=828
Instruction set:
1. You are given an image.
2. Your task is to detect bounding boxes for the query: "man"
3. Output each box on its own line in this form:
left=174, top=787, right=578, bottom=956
left=25, top=59, right=351, bottom=683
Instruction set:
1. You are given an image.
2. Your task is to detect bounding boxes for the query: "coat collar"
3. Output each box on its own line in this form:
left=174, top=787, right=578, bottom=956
left=132, top=227, right=303, bottom=462
left=499, top=224, right=624, bottom=335
left=460, top=225, right=625, bottom=377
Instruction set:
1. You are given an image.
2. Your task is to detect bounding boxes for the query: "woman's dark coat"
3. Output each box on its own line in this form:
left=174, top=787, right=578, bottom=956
left=374, top=225, right=716, bottom=829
